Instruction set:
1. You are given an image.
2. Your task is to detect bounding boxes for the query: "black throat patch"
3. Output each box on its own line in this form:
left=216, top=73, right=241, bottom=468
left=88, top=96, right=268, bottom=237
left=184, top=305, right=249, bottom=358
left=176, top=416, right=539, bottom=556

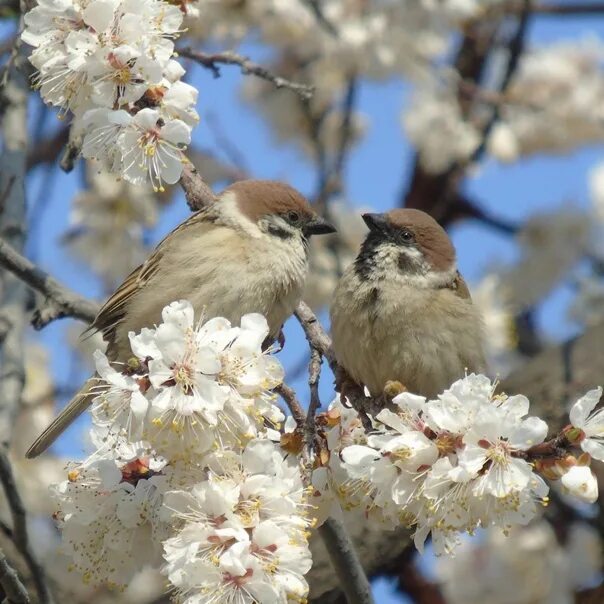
left=354, top=232, right=423, bottom=280
left=354, top=232, right=382, bottom=280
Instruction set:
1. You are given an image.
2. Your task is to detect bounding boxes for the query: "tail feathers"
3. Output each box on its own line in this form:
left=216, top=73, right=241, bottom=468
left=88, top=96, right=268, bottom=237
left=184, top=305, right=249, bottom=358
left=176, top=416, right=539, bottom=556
left=25, top=378, right=97, bottom=459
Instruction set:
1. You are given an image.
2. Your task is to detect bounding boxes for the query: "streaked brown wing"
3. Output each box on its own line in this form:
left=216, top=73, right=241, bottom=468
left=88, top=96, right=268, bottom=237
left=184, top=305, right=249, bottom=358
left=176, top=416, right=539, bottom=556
left=83, top=206, right=218, bottom=344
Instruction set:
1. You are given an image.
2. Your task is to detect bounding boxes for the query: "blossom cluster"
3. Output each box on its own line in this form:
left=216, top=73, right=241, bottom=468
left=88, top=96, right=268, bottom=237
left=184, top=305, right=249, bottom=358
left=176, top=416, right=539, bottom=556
left=48, top=301, right=604, bottom=600
left=22, top=0, right=198, bottom=190
left=489, top=39, right=604, bottom=163
left=437, top=521, right=602, bottom=604
left=51, top=301, right=313, bottom=602
left=313, top=375, right=604, bottom=555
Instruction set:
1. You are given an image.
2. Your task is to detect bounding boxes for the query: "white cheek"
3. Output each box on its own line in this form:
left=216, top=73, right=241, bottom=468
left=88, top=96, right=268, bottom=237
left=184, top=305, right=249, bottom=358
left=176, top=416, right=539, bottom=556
left=399, top=246, right=423, bottom=261
left=220, top=192, right=263, bottom=238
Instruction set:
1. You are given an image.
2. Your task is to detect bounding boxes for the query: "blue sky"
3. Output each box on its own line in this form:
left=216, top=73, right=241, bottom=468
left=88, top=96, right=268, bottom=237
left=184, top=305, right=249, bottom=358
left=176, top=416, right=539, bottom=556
left=14, top=10, right=604, bottom=603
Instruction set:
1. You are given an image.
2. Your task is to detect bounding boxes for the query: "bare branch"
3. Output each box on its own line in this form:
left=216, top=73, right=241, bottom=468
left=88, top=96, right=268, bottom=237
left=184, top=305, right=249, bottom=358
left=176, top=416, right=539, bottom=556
left=0, top=237, right=99, bottom=327
left=26, top=126, right=69, bottom=170
left=0, top=453, right=53, bottom=604
left=59, top=129, right=82, bottom=173
left=294, top=302, right=335, bottom=365
left=531, top=2, right=604, bottom=15
left=275, top=383, right=306, bottom=427
left=179, top=161, right=218, bottom=211
left=294, top=302, right=375, bottom=429
left=0, top=26, right=29, bottom=451
left=318, top=517, right=375, bottom=604
left=0, top=549, right=30, bottom=604
left=333, top=77, right=358, bottom=184
left=469, top=0, right=531, bottom=164
left=305, top=347, right=323, bottom=447
left=398, top=561, right=446, bottom=604
left=315, top=75, right=358, bottom=211
left=177, top=47, right=314, bottom=101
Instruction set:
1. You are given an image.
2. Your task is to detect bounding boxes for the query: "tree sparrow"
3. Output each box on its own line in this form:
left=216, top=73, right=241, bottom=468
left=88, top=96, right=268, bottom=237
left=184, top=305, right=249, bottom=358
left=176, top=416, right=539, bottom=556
left=26, top=180, right=335, bottom=458
left=330, top=209, right=485, bottom=399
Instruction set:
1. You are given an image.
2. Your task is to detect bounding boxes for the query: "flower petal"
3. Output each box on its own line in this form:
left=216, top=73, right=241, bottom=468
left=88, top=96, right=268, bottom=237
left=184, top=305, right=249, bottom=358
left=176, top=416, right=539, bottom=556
left=570, top=387, right=603, bottom=428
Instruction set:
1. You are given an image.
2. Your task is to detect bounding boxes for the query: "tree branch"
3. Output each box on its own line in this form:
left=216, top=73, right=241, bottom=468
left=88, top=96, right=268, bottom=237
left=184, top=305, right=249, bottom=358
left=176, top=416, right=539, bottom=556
left=0, top=25, right=28, bottom=452
left=305, top=347, right=323, bottom=447
left=179, top=161, right=218, bottom=211
left=0, top=549, right=30, bottom=604
left=469, top=0, right=531, bottom=164
left=275, top=383, right=306, bottom=427
left=0, top=453, right=53, bottom=604
left=318, top=517, right=375, bottom=604
left=402, top=21, right=496, bottom=219
left=177, top=47, right=314, bottom=101
left=0, top=237, right=99, bottom=327
left=26, top=127, right=69, bottom=170
left=294, top=302, right=378, bottom=429
left=531, top=2, right=604, bottom=15
left=294, top=302, right=335, bottom=365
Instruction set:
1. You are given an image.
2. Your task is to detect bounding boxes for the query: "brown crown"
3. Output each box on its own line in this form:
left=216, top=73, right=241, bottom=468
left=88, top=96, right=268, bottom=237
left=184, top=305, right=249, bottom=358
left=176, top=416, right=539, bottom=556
left=385, top=209, right=455, bottom=272
left=224, top=180, right=316, bottom=223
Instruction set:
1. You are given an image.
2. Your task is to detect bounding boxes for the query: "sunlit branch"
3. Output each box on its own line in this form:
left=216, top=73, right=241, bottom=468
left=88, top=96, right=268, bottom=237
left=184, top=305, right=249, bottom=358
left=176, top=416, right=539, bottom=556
left=0, top=453, right=54, bottom=604
left=0, top=237, right=99, bottom=327
left=177, top=47, right=314, bottom=101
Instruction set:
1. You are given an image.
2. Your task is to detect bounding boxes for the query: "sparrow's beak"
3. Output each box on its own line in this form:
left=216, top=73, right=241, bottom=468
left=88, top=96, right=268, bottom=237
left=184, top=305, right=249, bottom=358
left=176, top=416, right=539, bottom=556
left=362, top=213, right=389, bottom=233
left=304, top=216, right=337, bottom=236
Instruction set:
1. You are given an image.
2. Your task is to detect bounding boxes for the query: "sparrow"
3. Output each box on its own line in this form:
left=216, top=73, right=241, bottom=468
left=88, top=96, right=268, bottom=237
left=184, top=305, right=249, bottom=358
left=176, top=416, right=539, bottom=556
left=26, top=179, right=335, bottom=458
left=330, top=209, right=485, bottom=400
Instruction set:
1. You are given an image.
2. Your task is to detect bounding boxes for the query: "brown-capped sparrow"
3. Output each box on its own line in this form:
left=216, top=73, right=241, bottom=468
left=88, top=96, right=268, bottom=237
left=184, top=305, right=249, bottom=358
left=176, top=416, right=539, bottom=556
left=330, top=209, right=485, bottom=399
left=26, top=180, right=335, bottom=458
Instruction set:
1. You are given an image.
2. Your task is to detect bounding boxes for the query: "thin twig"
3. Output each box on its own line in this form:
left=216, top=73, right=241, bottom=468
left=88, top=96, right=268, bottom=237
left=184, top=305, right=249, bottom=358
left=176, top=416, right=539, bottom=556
left=0, top=548, right=30, bottom=604
left=294, top=302, right=335, bottom=365
left=0, top=453, right=53, bottom=604
left=305, top=348, right=323, bottom=447
left=294, top=302, right=373, bottom=429
left=333, top=76, right=358, bottom=184
left=275, top=383, right=306, bottom=427
left=315, top=75, right=358, bottom=211
left=469, top=0, right=532, bottom=164
left=0, top=237, right=99, bottom=327
left=318, top=517, right=375, bottom=604
left=177, top=47, right=314, bottom=101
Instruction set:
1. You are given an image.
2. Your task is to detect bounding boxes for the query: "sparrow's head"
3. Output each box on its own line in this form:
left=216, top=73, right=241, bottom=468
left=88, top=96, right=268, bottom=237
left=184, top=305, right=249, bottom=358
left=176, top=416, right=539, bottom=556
left=224, top=180, right=336, bottom=239
left=356, top=209, right=456, bottom=285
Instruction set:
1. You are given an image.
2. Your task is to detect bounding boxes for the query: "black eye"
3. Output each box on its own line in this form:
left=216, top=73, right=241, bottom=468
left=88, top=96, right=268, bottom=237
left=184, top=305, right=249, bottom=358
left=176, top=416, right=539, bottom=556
left=400, top=229, right=415, bottom=244
left=287, top=211, right=300, bottom=223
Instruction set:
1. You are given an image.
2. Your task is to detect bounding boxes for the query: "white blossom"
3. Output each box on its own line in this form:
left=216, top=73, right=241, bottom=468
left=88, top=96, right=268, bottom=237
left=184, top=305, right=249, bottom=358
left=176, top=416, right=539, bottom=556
left=329, top=374, right=554, bottom=554
left=437, top=522, right=601, bottom=604
left=561, top=465, right=599, bottom=504
left=569, top=387, right=604, bottom=460
left=52, top=456, right=170, bottom=588
left=23, top=0, right=194, bottom=187
left=163, top=440, right=312, bottom=603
